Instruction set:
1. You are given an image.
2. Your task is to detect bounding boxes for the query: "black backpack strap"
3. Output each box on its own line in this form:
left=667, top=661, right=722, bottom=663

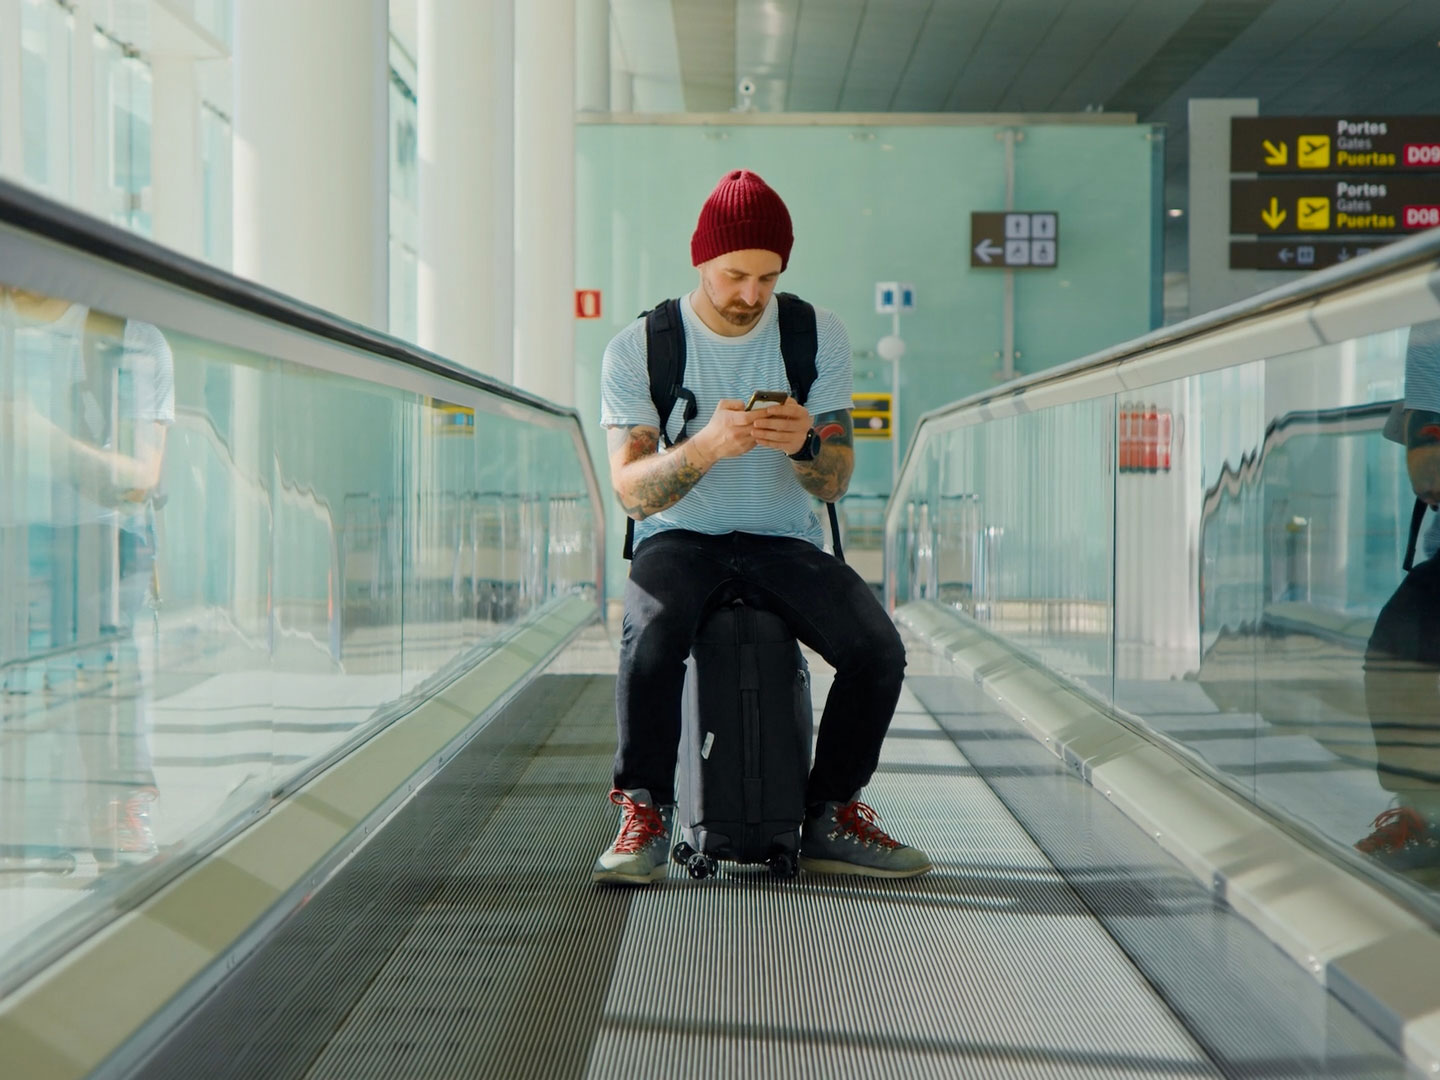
left=775, top=293, right=843, bottom=563
left=643, top=298, right=692, bottom=448
left=625, top=299, right=694, bottom=560
left=1403, top=497, right=1429, bottom=572
left=775, top=293, right=818, bottom=405
left=827, top=504, right=845, bottom=565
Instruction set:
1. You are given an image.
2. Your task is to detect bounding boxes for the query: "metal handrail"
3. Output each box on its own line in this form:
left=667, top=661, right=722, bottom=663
left=0, top=177, right=572, bottom=420
left=885, top=229, right=1440, bottom=613
left=0, top=176, right=607, bottom=606
left=1199, top=399, right=1398, bottom=513
left=895, top=226, right=1440, bottom=483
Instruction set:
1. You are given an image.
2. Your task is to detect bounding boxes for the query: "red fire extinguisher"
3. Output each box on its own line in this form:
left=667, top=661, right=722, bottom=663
left=1127, top=403, right=1139, bottom=473
left=1119, top=403, right=1132, bottom=472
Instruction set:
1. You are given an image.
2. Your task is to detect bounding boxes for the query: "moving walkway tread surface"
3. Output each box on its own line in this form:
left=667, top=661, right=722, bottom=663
left=133, top=645, right=1412, bottom=1079
left=904, top=670, right=1414, bottom=1080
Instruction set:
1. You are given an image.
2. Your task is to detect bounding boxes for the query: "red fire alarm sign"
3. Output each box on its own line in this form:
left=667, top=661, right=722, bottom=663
left=575, top=290, right=602, bottom=319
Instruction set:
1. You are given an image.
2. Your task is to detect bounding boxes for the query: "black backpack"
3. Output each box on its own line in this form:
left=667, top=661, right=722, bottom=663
left=1402, top=498, right=1431, bottom=573
left=623, top=292, right=843, bottom=563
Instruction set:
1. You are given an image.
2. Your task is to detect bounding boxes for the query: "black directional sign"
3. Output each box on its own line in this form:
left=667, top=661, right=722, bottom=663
left=970, top=212, right=1060, bottom=269
left=1230, top=177, right=1440, bottom=235
left=1232, top=116, right=1440, bottom=174
left=1229, top=238, right=1395, bottom=272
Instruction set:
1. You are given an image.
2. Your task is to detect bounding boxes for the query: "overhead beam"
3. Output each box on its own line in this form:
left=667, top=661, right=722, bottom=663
left=1105, top=0, right=1278, bottom=117
left=673, top=0, right=736, bottom=112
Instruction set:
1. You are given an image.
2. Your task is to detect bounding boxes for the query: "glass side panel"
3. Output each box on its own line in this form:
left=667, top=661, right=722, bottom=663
left=0, top=281, right=599, bottom=985
left=92, top=32, right=153, bottom=236
left=191, top=0, right=233, bottom=47
left=199, top=103, right=232, bottom=268
left=893, top=311, right=1440, bottom=911
left=20, top=0, right=74, bottom=200
left=893, top=399, right=1115, bottom=695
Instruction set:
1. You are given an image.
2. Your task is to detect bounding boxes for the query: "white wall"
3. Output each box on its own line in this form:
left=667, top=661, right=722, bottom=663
left=417, top=0, right=513, bottom=380
left=0, top=0, right=231, bottom=261
left=232, top=0, right=389, bottom=328
left=512, top=0, right=576, bottom=405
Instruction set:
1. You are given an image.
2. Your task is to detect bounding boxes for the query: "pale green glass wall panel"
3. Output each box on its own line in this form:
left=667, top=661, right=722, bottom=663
left=1011, top=126, right=1164, bottom=367
left=577, top=121, right=1159, bottom=599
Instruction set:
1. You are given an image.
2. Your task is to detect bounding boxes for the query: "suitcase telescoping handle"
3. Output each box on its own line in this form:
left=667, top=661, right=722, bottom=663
left=735, top=604, right=765, bottom=824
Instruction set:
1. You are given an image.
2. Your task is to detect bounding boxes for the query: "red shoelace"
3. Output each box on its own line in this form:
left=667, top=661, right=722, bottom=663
left=609, top=789, right=665, bottom=853
left=1356, top=806, right=1428, bottom=853
left=118, top=787, right=158, bottom=851
left=835, top=801, right=900, bottom=849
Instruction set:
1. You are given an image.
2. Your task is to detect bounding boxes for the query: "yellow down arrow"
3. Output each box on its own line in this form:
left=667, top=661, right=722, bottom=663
left=1263, top=139, right=1288, bottom=166
left=1261, top=197, right=1287, bottom=230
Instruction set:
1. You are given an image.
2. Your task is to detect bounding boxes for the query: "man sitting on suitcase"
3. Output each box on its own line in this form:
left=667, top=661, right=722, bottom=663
left=592, top=169, right=932, bottom=884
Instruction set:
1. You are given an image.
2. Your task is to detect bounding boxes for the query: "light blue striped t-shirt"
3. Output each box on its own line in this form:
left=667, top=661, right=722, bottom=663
left=601, top=292, right=853, bottom=552
left=1404, top=318, right=1440, bottom=559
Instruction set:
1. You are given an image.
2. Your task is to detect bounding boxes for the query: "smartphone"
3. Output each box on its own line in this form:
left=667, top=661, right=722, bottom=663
left=745, top=390, right=788, bottom=411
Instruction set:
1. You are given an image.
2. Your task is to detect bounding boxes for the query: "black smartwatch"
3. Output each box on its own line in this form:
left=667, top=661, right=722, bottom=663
left=789, top=428, right=822, bottom=462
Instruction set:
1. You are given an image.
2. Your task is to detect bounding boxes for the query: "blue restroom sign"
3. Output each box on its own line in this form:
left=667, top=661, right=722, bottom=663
left=971, top=212, right=1060, bottom=268
left=875, top=282, right=917, bottom=313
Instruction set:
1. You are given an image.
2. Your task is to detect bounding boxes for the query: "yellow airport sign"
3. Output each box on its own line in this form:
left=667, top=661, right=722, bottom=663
left=1297, top=134, right=1330, bottom=168
left=1260, top=197, right=1287, bottom=230
left=1297, top=197, right=1330, bottom=230
left=853, top=392, right=892, bottom=440
left=429, top=399, right=475, bottom=435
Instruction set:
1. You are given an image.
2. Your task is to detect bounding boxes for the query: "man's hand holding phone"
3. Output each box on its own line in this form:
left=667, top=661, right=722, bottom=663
left=750, top=395, right=812, bottom=456
left=692, top=399, right=759, bottom=464
left=744, top=390, right=787, bottom=411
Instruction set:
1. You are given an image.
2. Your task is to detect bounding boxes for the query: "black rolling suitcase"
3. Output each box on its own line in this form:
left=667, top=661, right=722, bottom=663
left=671, top=601, right=814, bottom=880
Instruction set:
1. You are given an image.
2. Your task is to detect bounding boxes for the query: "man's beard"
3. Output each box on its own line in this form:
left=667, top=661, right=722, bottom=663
left=719, top=301, right=762, bottom=326
left=704, top=279, right=763, bottom=327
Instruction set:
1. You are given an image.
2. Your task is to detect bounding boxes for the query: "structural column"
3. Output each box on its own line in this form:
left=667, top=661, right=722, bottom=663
left=575, top=0, right=609, bottom=114
left=150, top=57, right=202, bottom=259
left=232, top=0, right=388, bottom=328
left=417, top=0, right=513, bottom=380
left=70, top=0, right=96, bottom=217
left=1187, top=98, right=1303, bottom=318
left=0, top=1, right=22, bottom=181
left=513, top=0, right=576, bottom=405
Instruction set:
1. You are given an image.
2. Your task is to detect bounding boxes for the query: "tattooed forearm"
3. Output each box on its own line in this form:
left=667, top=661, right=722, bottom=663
left=607, top=425, right=711, bottom=520
left=625, top=460, right=705, bottom=519
left=793, top=444, right=853, bottom=502
left=791, top=409, right=854, bottom=501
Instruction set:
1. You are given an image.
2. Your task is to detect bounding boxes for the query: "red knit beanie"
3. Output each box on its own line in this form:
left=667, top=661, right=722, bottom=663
left=691, top=170, right=794, bottom=271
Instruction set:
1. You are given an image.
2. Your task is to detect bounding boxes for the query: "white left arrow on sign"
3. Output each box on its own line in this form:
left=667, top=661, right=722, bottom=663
left=974, top=239, right=1001, bottom=263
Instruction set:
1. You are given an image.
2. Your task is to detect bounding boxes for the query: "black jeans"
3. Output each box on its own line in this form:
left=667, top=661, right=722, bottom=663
left=1364, top=554, right=1440, bottom=796
left=614, top=529, right=907, bottom=805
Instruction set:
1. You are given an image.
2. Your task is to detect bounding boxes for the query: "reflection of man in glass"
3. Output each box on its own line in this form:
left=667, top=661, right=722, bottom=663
left=1, top=287, right=174, bottom=864
left=1356, top=318, right=1440, bottom=872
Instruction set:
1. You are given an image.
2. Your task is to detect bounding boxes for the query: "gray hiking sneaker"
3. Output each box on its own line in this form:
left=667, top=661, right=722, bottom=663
left=800, top=799, right=933, bottom=879
left=591, top=788, right=674, bottom=885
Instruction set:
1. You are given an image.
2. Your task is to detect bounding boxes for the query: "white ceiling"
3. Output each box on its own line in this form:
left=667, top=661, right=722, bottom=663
left=612, top=0, right=1440, bottom=119
left=609, top=0, right=1440, bottom=266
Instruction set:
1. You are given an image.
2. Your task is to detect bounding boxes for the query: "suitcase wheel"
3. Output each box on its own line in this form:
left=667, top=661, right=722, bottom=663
left=768, top=851, right=798, bottom=879
left=671, top=841, right=696, bottom=867
left=686, top=852, right=718, bottom=880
